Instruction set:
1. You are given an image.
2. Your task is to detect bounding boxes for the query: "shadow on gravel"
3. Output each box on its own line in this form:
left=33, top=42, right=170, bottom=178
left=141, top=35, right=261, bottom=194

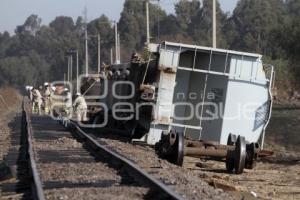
left=260, top=157, right=300, bottom=166
left=199, top=167, right=229, bottom=174
left=37, top=149, right=96, bottom=163
left=2, top=114, right=32, bottom=199
left=85, top=127, right=132, bottom=143
left=31, top=115, right=66, bottom=132
left=272, top=106, right=300, bottom=111
left=43, top=180, right=117, bottom=190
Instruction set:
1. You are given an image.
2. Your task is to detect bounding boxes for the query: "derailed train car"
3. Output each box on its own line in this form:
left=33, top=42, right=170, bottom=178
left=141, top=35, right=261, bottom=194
left=81, top=41, right=274, bottom=174
left=81, top=54, right=158, bottom=139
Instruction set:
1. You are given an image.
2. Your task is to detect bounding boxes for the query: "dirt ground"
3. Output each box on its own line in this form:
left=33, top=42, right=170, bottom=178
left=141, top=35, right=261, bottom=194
left=0, top=115, right=12, bottom=161
left=183, top=152, right=300, bottom=200
left=90, top=136, right=232, bottom=200
left=0, top=87, right=24, bottom=199
left=181, top=104, right=300, bottom=200
left=0, top=87, right=21, bottom=161
left=89, top=103, right=300, bottom=200
left=186, top=103, right=300, bottom=200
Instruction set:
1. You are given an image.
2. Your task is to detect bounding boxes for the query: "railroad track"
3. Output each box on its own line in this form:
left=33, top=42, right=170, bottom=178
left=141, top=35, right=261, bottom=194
left=20, top=100, right=183, bottom=200
left=22, top=101, right=46, bottom=200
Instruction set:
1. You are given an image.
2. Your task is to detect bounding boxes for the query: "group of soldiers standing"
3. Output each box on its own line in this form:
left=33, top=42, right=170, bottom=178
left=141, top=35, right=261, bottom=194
left=25, top=84, right=49, bottom=115
left=25, top=83, right=88, bottom=122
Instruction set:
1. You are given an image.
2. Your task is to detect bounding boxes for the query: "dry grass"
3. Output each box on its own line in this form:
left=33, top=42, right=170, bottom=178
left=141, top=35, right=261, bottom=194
left=0, top=86, right=21, bottom=112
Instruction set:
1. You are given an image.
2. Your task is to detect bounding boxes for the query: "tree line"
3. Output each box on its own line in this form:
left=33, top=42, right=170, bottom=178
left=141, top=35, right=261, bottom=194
left=0, top=0, right=299, bottom=93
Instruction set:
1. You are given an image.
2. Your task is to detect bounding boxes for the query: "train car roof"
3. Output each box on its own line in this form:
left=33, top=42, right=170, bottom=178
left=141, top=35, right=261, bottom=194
left=150, top=41, right=262, bottom=59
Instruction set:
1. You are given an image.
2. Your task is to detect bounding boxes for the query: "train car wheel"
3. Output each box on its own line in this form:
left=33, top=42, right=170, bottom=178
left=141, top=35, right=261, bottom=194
left=226, top=134, right=236, bottom=172
left=171, top=131, right=184, bottom=166
left=156, top=131, right=184, bottom=166
left=234, top=135, right=246, bottom=174
left=245, top=143, right=258, bottom=169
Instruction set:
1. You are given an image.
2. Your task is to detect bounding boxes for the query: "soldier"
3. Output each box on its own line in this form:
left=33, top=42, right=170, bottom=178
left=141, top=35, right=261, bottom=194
left=43, top=82, right=52, bottom=114
left=25, top=86, right=33, bottom=102
left=64, top=88, right=72, bottom=119
left=73, top=93, right=88, bottom=122
left=32, top=87, right=43, bottom=115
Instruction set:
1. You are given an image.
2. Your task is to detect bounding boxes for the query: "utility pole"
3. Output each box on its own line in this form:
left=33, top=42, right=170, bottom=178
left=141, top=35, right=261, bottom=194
left=212, top=0, right=217, bottom=48
left=67, top=56, right=70, bottom=82
left=114, top=22, right=119, bottom=64
left=110, top=48, right=113, bottom=64
left=84, top=5, right=89, bottom=75
left=98, top=34, right=101, bottom=73
left=117, top=33, right=121, bottom=63
left=85, top=29, right=89, bottom=75
left=76, top=51, right=79, bottom=92
left=67, top=49, right=78, bottom=92
left=156, top=0, right=160, bottom=41
left=70, top=55, right=73, bottom=82
left=145, top=0, right=150, bottom=45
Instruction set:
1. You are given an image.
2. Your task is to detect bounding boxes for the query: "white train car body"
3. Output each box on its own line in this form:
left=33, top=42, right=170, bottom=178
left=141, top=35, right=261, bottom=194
left=147, top=41, right=274, bottom=147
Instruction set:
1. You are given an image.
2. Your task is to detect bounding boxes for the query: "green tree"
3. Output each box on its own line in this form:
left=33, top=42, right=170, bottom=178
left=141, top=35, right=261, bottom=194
left=157, top=14, right=193, bottom=44
left=75, top=16, right=85, bottom=35
left=0, top=50, right=49, bottom=86
left=49, top=16, right=75, bottom=35
left=175, top=0, right=200, bottom=31
left=88, top=15, right=114, bottom=67
left=0, top=31, right=11, bottom=58
left=188, top=0, right=227, bottom=47
left=228, top=0, right=287, bottom=55
left=16, top=14, right=41, bottom=36
left=118, top=0, right=166, bottom=55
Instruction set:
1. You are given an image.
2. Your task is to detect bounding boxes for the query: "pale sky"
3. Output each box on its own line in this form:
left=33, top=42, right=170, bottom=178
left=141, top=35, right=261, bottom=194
left=0, top=0, right=238, bottom=34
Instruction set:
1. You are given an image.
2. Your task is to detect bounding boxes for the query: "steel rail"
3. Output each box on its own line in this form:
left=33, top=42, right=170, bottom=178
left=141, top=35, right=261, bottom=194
left=66, top=119, right=184, bottom=200
left=22, top=100, right=46, bottom=200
